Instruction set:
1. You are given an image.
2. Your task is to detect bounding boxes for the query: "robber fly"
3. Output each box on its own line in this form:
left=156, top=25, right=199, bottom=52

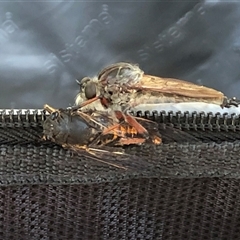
left=75, top=62, right=240, bottom=135
left=42, top=104, right=161, bottom=169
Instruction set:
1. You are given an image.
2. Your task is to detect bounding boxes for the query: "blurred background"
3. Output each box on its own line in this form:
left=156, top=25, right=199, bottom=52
left=0, top=1, right=239, bottom=109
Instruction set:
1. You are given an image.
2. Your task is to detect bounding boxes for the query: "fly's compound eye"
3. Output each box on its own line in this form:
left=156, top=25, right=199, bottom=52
left=85, top=81, right=97, bottom=99
left=76, top=77, right=91, bottom=93
left=50, top=111, right=59, bottom=120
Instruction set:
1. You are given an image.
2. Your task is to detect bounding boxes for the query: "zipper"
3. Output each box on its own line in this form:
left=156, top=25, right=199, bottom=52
left=133, top=110, right=240, bottom=132
left=0, top=109, right=46, bottom=127
left=0, top=108, right=239, bottom=132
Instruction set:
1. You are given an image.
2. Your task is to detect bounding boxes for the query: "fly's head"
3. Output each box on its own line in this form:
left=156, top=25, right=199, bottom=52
left=75, top=76, right=101, bottom=107
left=75, top=76, right=113, bottom=111
left=75, top=62, right=143, bottom=111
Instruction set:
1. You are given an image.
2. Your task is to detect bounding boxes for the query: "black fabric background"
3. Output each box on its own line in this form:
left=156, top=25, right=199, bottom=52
left=0, top=1, right=239, bottom=109
left=1, top=2, right=240, bottom=238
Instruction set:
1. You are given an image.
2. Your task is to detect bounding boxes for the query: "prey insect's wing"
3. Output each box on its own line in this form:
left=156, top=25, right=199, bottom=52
left=74, top=110, right=107, bottom=130
left=64, top=144, right=151, bottom=171
left=71, top=109, right=149, bottom=146
left=159, top=125, right=201, bottom=143
left=71, top=108, right=118, bottom=132
left=67, top=144, right=127, bottom=170
left=130, top=75, right=225, bottom=99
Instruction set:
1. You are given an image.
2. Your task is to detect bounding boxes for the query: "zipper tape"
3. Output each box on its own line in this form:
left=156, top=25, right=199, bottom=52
left=0, top=109, right=238, bottom=132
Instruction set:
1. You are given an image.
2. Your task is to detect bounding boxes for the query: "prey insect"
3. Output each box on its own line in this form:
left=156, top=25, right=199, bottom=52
left=42, top=104, right=161, bottom=169
left=75, top=62, right=240, bottom=135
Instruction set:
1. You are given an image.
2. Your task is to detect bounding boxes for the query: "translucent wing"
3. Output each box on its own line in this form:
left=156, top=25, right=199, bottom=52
left=96, top=62, right=224, bottom=102
left=63, top=144, right=128, bottom=170
left=131, top=75, right=225, bottom=99
left=62, top=143, right=154, bottom=171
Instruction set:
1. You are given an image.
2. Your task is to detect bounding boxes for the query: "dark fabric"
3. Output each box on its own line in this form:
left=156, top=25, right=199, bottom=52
left=2, top=179, right=240, bottom=240
left=1, top=1, right=240, bottom=109
left=0, top=109, right=240, bottom=239
left=2, top=1, right=240, bottom=239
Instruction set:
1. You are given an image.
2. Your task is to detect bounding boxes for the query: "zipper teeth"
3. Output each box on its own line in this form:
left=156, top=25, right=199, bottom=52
left=0, top=109, right=239, bottom=131
left=0, top=109, right=47, bottom=127
left=134, top=110, right=240, bottom=131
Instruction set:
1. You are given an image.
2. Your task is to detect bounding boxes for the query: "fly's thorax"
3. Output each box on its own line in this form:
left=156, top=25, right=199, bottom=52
left=103, top=86, right=136, bottom=104
left=107, top=91, right=135, bottom=112
left=98, top=62, right=144, bottom=86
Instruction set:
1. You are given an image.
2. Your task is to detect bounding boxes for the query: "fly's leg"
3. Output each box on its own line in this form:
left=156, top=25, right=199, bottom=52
left=79, top=96, right=100, bottom=107
left=78, top=94, right=110, bottom=109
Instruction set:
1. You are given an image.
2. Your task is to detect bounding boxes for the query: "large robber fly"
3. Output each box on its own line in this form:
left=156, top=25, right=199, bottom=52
left=75, top=62, right=240, bottom=136
left=42, top=104, right=161, bottom=169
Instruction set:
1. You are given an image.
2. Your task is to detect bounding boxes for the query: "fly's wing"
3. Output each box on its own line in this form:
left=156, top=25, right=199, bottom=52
left=97, top=63, right=224, bottom=105
left=89, top=110, right=117, bottom=126
left=131, top=75, right=225, bottom=100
